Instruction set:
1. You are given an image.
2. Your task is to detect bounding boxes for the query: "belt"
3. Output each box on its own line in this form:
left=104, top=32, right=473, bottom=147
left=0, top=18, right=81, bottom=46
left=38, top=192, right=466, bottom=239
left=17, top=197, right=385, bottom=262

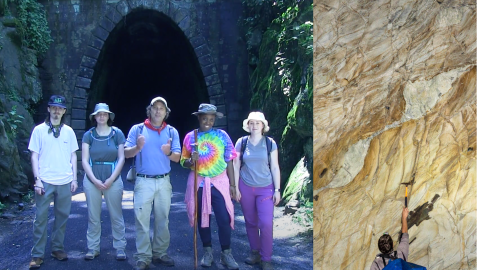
left=136, top=173, right=169, bottom=179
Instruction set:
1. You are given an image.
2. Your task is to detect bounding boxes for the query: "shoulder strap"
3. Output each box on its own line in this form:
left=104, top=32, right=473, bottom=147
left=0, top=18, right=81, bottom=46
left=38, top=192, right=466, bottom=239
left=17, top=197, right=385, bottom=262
left=111, top=126, right=121, bottom=149
left=266, top=136, right=272, bottom=168
left=240, top=136, right=248, bottom=167
left=167, top=124, right=173, bottom=139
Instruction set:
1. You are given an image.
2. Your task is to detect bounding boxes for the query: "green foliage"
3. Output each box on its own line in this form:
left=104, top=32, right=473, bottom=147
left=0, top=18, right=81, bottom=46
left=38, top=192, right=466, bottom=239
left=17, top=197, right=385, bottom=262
left=293, top=201, right=313, bottom=228
left=0, top=201, right=6, bottom=212
left=5, top=105, right=25, bottom=138
left=15, top=0, right=53, bottom=55
left=22, top=190, right=34, bottom=203
left=0, top=0, right=11, bottom=16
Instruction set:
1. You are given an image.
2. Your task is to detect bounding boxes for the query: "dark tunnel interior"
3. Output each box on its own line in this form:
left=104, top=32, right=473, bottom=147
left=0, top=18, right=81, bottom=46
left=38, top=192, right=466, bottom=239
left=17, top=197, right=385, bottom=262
left=88, top=9, right=209, bottom=140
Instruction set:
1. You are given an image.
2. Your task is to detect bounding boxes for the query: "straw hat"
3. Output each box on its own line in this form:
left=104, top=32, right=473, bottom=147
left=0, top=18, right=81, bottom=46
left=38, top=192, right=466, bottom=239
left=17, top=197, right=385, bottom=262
left=242, top=111, right=269, bottom=133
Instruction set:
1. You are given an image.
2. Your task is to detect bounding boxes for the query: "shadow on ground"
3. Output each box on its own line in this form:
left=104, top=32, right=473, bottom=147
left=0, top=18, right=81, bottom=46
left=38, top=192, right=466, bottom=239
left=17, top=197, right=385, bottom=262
left=0, top=162, right=312, bottom=270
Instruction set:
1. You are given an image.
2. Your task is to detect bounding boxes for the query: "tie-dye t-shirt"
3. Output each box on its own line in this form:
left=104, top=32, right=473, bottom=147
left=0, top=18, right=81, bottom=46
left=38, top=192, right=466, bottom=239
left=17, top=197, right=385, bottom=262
left=180, top=128, right=237, bottom=177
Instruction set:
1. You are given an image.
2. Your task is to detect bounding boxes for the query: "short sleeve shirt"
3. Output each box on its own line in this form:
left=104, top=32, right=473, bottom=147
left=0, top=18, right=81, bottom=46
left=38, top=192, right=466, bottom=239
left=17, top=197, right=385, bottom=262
left=82, top=127, right=125, bottom=182
left=235, top=136, right=278, bottom=187
left=181, top=128, right=237, bottom=178
left=28, top=122, right=79, bottom=185
left=125, top=123, right=181, bottom=175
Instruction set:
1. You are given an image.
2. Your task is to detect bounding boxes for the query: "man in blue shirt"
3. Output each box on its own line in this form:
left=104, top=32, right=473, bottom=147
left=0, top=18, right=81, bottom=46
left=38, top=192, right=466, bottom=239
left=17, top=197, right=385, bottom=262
left=125, top=97, right=181, bottom=270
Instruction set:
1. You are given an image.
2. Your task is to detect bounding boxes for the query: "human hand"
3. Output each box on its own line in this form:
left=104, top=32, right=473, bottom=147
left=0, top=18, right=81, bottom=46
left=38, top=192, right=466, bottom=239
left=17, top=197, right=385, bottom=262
left=136, top=135, right=146, bottom=150
left=103, top=178, right=114, bottom=189
left=161, top=138, right=172, bottom=155
left=235, top=188, right=241, bottom=202
left=191, top=151, right=199, bottom=161
left=34, top=185, right=45, bottom=195
left=71, top=180, right=78, bottom=192
left=273, top=190, right=281, bottom=206
left=229, top=186, right=236, bottom=199
left=93, top=179, right=107, bottom=190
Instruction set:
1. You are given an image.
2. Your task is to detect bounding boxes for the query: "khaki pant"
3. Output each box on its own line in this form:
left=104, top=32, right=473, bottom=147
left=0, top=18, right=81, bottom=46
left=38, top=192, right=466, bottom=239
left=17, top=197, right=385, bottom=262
left=83, top=176, right=127, bottom=252
left=133, top=175, right=172, bottom=263
left=31, top=182, right=72, bottom=258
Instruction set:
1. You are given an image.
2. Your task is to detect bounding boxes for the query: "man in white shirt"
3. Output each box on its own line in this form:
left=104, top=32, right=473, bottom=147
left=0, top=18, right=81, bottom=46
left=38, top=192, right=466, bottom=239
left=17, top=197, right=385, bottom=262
left=28, top=95, right=79, bottom=269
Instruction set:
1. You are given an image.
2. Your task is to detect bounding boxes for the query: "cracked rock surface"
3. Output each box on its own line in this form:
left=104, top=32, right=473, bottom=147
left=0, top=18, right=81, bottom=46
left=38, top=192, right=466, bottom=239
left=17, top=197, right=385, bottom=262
left=313, top=0, right=476, bottom=269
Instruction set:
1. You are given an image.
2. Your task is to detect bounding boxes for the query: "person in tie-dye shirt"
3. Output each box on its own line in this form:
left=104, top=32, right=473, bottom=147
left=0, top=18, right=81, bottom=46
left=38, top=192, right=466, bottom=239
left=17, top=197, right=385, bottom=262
left=181, top=103, right=239, bottom=270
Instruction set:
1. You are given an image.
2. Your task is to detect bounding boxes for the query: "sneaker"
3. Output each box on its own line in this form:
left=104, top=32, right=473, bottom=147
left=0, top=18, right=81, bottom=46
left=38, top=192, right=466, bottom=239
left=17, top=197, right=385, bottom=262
left=152, top=254, right=174, bottom=266
left=245, top=250, right=261, bottom=265
left=262, top=260, right=274, bottom=270
left=200, top=246, right=213, bottom=267
left=220, top=249, right=239, bottom=270
left=29, top=257, right=43, bottom=269
left=116, top=250, right=126, bottom=261
left=51, top=250, right=68, bottom=261
left=84, top=250, right=99, bottom=260
left=134, top=261, right=149, bottom=270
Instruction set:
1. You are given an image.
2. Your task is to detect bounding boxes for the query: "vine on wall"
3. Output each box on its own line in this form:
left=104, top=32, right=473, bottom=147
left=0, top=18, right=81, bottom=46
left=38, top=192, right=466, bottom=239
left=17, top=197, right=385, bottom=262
left=14, top=0, right=52, bottom=55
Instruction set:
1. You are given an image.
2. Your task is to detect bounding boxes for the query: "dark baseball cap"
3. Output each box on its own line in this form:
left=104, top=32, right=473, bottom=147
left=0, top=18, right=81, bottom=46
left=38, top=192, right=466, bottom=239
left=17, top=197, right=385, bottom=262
left=48, top=95, right=67, bottom=109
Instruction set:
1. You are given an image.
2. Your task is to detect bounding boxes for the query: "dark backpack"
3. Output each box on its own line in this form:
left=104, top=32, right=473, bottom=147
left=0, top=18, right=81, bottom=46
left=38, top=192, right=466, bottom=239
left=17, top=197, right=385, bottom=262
left=240, top=136, right=273, bottom=168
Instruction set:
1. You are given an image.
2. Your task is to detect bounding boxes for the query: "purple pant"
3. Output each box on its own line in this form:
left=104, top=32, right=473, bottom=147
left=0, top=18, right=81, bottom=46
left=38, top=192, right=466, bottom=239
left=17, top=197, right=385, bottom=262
left=239, top=179, right=274, bottom=262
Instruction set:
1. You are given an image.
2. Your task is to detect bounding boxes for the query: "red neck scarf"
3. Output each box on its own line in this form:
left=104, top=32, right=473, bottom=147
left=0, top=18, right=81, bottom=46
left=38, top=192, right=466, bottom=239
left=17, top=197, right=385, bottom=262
left=144, top=119, right=167, bottom=135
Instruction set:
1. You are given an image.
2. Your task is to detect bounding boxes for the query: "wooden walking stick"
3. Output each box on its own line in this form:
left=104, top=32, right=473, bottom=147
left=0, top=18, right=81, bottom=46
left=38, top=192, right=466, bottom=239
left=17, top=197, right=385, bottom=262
left=193, top=129, right=199, bottom=269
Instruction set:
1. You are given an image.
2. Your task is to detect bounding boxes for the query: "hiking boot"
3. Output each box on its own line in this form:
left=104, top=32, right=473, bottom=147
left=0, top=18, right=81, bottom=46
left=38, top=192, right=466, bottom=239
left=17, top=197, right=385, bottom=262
left=220, top=249, right=239, bottom=270
left=116, top=249, right=126, bottom=261
left=201, top=246, right=213, bottom=267
left=152, top=255, right=174, bottom=266
left=84, top=250, right=99, bottom=260
left=29, top=257, right=43, bottom=269
left=245, top=250, right=261, bottom=265
left=51, top=250, right=68, bottom=261
left=262, top=260, right=274, bottom=270
left=134, top=261, right=149, bottom=270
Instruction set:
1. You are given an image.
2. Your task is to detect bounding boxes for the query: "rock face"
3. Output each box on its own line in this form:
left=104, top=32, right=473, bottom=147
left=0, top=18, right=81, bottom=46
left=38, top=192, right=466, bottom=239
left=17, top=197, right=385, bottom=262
left=0, top=21, right=42, bottom=199
left=313, top=1, right=476, bottom=269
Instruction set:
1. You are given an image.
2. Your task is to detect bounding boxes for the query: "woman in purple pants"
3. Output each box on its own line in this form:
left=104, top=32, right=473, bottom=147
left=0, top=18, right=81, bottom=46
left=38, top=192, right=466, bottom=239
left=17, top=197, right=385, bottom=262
left=233, top=112, right=281, bottom=270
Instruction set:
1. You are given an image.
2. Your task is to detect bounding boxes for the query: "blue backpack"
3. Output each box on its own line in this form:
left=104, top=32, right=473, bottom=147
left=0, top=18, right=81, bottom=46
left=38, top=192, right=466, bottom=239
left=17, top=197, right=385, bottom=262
left=383, top=258, right=427, bottom=270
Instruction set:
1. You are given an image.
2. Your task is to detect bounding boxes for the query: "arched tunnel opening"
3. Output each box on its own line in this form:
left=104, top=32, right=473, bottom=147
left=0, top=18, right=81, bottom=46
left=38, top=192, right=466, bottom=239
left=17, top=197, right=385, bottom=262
left=88, top=9, right=209, bottom=140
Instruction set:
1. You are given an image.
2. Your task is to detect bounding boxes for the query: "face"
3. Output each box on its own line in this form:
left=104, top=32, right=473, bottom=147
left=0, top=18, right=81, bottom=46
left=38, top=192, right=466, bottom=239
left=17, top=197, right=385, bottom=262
left=150, top=101, right=167, bottom=124
left=198, top=114, right=216, bottom=131
left=94, top=112, right=109, bottom=125
left=248, top=120, right=264, bottom=134
left=47, top=106, right=66, bottom=121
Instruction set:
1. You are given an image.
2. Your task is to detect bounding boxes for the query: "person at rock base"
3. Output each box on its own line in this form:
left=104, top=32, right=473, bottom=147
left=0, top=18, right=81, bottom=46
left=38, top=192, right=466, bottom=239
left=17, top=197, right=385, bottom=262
left=81, top=103, right=127, bottom=261
left=233, top=111, right=281, bottom=270
left=124, top=97, right=181, bottom=270
left=181, top=103, right=239, bottom=270
left=28, top=95, right=79, bottom=269
left=370, top=207, right=410, bottom=270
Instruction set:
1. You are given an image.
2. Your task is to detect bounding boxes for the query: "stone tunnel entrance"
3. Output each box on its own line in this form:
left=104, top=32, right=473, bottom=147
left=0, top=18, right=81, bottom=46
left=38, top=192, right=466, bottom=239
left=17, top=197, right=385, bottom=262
left=87, top=9, right=209, bottom=140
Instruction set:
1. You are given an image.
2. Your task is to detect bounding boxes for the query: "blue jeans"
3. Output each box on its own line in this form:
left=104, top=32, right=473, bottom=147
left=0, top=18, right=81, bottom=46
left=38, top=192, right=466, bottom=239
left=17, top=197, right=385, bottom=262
left=197, top=186, right=231, bottom=248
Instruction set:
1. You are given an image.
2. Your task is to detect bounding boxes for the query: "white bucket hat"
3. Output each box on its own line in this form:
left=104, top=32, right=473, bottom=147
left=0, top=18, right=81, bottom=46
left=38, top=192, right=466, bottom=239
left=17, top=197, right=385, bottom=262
left=242, top=111, right=270, bottom=133
left=90, top=103, right=115, bottom=121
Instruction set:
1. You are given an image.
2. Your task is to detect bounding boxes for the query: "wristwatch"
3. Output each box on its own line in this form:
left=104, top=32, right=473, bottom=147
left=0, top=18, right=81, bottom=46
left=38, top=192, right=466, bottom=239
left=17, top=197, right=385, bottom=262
left=167, top=151, right=173, bottom=156
left=274, top=189, right=280, bottom=192
left=34, top=176, right=40, bottom=181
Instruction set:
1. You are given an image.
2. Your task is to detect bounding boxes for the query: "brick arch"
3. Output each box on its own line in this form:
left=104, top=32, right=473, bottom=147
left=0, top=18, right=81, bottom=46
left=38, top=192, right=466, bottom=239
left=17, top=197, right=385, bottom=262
left=70, top=0, right=227, bottom=138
